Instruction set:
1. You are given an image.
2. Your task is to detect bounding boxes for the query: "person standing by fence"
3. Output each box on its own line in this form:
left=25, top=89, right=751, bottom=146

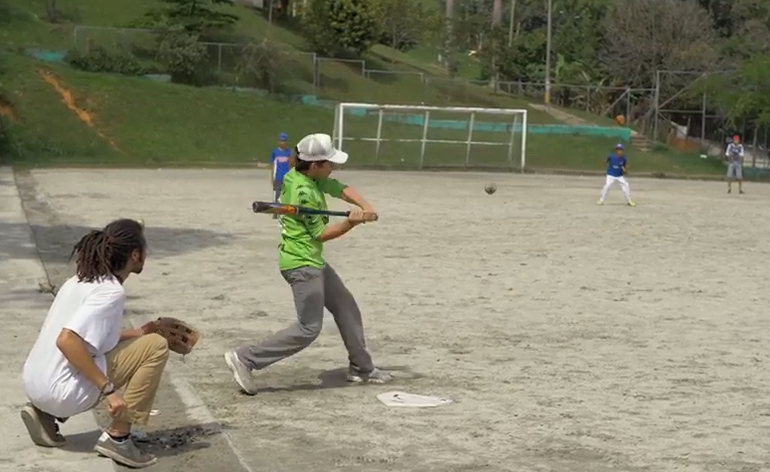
left=725, top=135, right=745, bottom=194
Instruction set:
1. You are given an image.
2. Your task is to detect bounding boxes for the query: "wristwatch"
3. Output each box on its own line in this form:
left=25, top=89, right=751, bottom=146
left=100, top=381, right=116, bottom=396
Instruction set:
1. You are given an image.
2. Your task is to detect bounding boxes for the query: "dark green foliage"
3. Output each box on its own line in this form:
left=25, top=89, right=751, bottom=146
left=144, top=0, right=239, bottom=33
left=378, top=0, right=437, bottom=51
left=66, top=45, right=147, bottom=76
left=302, top=0, right=380, bottom=56
left=0, top=0, right=29, bottom=24
left=235, top=40, right=289, bottom=93
left=154, top=26, right=210, bottom=85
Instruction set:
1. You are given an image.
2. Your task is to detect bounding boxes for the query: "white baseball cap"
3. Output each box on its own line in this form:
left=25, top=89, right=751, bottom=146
left=296, top=133, right=349, bottom=164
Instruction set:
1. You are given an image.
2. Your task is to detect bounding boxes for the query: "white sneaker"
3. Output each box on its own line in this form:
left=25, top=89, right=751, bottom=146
left=347, top=367, right=392, bottom=384
left=224, top=351, right=258, bottom=395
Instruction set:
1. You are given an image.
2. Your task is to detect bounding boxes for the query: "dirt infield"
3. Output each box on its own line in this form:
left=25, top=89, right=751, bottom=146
left=17, top=168, right=770, bottom=472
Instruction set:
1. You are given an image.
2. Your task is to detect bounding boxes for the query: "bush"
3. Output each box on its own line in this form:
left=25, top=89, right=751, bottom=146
left=302, top=0, right=380, bottom=57
left=66, top=45, right=146, bottom=76
left=0, top=0, right=28, bottom=25
left=154, top=27, right=209, bottom=85
left=234, top=40, right=289, bottom=93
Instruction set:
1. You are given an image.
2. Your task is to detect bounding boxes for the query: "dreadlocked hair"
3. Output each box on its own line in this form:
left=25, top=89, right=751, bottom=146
left=70, top=218, right=146, bottom=283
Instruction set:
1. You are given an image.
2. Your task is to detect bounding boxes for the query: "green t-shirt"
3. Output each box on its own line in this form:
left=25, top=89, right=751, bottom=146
left=278, top=169, right=347, bottom=270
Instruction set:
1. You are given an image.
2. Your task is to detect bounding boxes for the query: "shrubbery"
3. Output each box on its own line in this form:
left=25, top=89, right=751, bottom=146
left=155, top=27, right=210, bottom=85
left=66, top=45, right=146, bottom=76
left=235, top=40, right=289, bottom=93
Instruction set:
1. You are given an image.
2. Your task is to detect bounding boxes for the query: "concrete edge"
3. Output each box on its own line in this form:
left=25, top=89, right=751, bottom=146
left=8, top=164, right=757, bottom=183
left=8, top=167, right=54, bottom=290
left=124, top=317, right=256, bottom=472
left=11, top=167, right=254, bottom=472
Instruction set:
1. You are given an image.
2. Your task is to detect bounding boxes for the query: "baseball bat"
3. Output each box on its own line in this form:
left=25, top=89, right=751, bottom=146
left=251, top=201, right=350, bottom=218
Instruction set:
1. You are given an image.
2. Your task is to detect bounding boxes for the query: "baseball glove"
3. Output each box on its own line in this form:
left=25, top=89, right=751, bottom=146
left=155, top=317, right=201, bottom=355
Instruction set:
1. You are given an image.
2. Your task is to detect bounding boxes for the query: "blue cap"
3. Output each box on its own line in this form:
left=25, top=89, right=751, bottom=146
left=278, top=132, right=288, bottom=141
left=615, top=143, right=625, bottom=150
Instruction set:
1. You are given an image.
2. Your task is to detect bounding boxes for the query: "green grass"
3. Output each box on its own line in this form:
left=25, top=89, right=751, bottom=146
left=1, top=50, right=725, bottom=177
left=0, top=0, right=727, bottom=176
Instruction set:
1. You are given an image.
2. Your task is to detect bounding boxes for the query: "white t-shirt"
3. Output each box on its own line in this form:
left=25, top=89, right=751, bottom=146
left=23, top=274, right=125, bottom=418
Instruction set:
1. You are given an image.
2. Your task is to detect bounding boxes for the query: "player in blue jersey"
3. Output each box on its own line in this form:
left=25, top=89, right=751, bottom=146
left=270, top=133, right=292, bottom=217
left=597, top=143, right=635, bottom=207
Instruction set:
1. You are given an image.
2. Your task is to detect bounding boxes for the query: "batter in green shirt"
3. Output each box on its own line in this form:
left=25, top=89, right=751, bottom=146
left=278, top=168, right=346, bottom=270
left=226, top=132, right=391, bottom=395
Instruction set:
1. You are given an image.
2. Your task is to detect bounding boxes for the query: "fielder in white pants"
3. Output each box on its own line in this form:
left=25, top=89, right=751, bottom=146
left=598, top=143, right=635, bottom=206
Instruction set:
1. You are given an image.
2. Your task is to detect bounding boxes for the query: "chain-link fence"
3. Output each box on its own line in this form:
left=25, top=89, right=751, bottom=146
left=496, top=81, right=655, bottom=125
left=63, top=27, right=544, bottom=110
left=68, top=26, right=690, bottom=136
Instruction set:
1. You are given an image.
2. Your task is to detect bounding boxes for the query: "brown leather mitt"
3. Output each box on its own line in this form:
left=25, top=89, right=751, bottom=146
left=155, top=317, right=201, bottom=355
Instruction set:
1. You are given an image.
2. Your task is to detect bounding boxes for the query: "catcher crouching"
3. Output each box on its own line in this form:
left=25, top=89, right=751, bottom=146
left=21, top=219, right=178, bottom=469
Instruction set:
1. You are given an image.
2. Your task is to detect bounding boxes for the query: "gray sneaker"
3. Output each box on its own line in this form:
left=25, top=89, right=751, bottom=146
left=347, top=367, right=392, bottom=384
left=20, top=403, right=66, bottom=447
left=94, top=431, right=157, bottom=468
left=224, top=351, right=258, bottom=395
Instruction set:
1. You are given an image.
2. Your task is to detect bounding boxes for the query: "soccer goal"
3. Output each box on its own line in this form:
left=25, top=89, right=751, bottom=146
left=331, top=102, right=528, bottom=171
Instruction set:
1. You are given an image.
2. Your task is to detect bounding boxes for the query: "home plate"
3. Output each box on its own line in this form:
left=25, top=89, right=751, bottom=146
left=376, top=391, right=453, bottom=408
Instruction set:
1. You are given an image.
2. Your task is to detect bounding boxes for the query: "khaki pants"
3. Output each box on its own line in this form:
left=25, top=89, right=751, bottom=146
left=105, top=334, right=169, bottom=426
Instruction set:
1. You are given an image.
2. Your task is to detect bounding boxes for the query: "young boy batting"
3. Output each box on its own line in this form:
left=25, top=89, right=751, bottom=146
left=598, top=143, right=635, bottom=206
left=225, top=132, right=390, bottom=395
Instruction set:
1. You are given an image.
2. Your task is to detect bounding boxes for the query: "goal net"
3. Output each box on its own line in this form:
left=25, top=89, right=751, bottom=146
left=331, top=103, right=528, bottom=170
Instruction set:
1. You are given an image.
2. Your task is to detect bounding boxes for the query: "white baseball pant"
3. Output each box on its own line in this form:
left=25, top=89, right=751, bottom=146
left=600, top=175, right=632, bottom=203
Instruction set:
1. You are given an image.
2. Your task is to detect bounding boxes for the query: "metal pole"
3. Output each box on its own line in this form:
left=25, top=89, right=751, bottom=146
left=465, top=112, right=476, bottom=166
left=520, top=110, right=528, bottom=172
left=701, top=92, right=707, bottom=143
left=216, top=44, right=222, bottom=74
left=420, top=111, right=430, bottom=169
left=507, top=113, right=517, bottom=167
left=332, top=104, right=339, bottom=143
left=374, top=109, right=384, bottom=164
left=336, top=104, right=345, bottom=150
left=544, top=0, right=552, bottom=106
left=653, top=70, right=660, bottom=142
left=625, top=87, right=631, bottom=124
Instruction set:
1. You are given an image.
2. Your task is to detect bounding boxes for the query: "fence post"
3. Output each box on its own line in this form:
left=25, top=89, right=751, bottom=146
left=374, top=109, right=384, bottom=165
left=465, top=112, right=476, bottom=167
left=586, top=86, right=591, bottom=112
left=420, top=110, right=430, bottom=169
left=217, top=44, right=223, bottom=74
left=507, top=113, right=517, bottom=166
left=653, top=71, right=661, bottom=142
left=625, top=87, right=631, bottom=123
left=310, top=53, right=317, bottom=93
left=701, top=92, right=707, bottom=144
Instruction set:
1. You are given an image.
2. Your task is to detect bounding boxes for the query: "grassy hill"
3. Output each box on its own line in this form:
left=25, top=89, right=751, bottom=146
left=0, top=0, right=725, bottom=176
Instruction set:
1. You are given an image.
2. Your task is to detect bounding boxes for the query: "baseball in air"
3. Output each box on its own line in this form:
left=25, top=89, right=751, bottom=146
left=136, top=218, right=145, bottom=229
left=485, top=184, right=497, bottom=195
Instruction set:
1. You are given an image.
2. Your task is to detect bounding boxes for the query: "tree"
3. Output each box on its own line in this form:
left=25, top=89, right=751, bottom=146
left=378, top=0, right=435, bottom=51
left=601, top=0, right=720, bottom=89
left=155, top=26, right=210, bottom=84
left=706, top=54, right=770, bottom=129
left=235, top=40, right=289, bottom=93
left=719, top=0, right=770, bottom=58
left=146, top=0, right=239, bottom=34
left=302, top=0, right=380, bottom=56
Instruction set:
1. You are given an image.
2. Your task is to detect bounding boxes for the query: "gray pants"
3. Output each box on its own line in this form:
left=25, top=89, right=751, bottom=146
left=727, top=162, right=743, bottom=180
left=235, top=264, right=375, bottom=373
